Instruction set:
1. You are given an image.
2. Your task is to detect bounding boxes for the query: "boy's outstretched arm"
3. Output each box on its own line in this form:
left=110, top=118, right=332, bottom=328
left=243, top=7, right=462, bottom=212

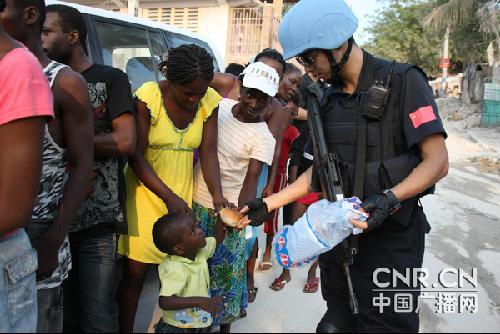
left=214, top=217, right=226, bottom=246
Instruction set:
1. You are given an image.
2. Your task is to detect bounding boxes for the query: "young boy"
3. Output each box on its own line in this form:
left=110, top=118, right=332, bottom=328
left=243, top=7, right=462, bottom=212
left=152, top=213, right=226, bottom=333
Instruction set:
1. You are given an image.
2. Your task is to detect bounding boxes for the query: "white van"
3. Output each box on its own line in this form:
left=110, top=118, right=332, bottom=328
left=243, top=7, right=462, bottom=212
left=45, top=0, right=225, bottom=92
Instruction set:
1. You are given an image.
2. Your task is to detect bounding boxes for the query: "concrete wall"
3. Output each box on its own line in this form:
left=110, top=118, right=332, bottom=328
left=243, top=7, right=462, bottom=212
left=137, top=0, right=219, bottom=9
left=198, top=5, right=230, bottom=65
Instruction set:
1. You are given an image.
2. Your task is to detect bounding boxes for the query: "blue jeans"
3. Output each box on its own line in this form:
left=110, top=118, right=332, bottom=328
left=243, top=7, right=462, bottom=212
left=0, top=229, right=38, bottom=333
left=37, top=286, right=63, bottom=333
left=63, top=232, right=118, bottom=333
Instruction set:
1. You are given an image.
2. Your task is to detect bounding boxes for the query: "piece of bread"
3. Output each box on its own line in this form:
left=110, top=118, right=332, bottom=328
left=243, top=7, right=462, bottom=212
left=219, top=208, right=244, bottom=228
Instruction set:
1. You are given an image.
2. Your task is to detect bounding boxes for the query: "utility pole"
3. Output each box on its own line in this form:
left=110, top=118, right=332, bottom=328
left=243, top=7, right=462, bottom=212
left=128, top=0, right=139, bottom=17
left=441, top=26, right=450, bottom=97
left=272, top=0, right=283, bottom=50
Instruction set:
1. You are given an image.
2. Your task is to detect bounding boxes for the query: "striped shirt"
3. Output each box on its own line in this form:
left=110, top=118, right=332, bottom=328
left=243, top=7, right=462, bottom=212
left=193, top=98, right=275, bottom=208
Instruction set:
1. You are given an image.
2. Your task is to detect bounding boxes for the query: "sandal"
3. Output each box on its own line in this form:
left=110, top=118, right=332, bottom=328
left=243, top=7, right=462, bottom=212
left=303, top=277, right=319, bottom=293
left=248, top=287, right=258, bottom=303
left=257, top=261, right=273, bottom=272
left=270, top=277, right=291, bottom=291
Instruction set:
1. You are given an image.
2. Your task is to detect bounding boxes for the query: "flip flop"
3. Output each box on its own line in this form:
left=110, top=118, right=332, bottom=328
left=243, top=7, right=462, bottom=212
left=270, top=277, right=291, bottom=291
left=257, top=261, right=273, bottom=272
left=303, top=277, right=320, bottom=293
left=248, top=287, right=258, bottom=303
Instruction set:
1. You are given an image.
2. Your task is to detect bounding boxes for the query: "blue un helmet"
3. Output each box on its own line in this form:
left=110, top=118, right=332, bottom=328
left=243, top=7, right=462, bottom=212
left=279, top=0, right=358, bottom=60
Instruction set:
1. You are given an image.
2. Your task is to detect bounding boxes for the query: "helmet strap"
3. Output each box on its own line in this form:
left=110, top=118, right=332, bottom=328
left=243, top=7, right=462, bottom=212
left=323, top=37, right=354, bottom=85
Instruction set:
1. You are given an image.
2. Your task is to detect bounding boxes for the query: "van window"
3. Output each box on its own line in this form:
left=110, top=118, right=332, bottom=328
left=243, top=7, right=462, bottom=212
left=148, top=31, right=168, bottom=80
left=164, top=32, right=220, bottom=72
left=94, top=21, right=161, bottom=91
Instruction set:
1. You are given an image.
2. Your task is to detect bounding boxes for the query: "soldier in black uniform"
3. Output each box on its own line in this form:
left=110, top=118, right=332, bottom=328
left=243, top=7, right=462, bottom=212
left=238, top=0, right=449, bottom=332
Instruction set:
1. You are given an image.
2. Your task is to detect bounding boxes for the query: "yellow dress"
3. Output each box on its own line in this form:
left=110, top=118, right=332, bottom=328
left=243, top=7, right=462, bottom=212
left=118, top=82, right=221, bottom=264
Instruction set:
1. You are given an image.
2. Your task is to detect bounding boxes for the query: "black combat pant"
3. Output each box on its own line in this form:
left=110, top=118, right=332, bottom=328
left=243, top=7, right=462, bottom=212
left=317, top=205, right=430, bottom=333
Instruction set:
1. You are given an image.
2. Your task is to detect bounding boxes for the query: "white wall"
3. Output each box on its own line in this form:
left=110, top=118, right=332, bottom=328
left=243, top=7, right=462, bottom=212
left=198, top=5, right=230, bottom=65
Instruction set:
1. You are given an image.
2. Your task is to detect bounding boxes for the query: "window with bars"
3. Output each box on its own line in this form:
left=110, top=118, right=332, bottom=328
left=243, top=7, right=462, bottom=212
left=227, top=8, right=263, bottom=57
left=145, top=7, right=198, bottom=33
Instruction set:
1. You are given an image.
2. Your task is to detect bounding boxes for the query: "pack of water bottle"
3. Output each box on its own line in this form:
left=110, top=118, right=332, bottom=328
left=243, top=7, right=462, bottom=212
left=273, top=197, right=368, bottom=268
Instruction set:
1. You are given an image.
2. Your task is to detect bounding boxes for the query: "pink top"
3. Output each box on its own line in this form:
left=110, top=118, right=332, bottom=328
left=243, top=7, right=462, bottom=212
left=0, top=47, right=53, bottom=125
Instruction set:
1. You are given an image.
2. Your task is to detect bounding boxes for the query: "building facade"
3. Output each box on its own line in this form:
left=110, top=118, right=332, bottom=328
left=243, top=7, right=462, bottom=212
left=65, top=0, right=296, bottom=66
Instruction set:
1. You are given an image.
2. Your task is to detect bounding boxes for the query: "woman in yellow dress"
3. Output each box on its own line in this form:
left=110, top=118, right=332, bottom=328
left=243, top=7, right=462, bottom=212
left=117, top=44, right=229, bottom=332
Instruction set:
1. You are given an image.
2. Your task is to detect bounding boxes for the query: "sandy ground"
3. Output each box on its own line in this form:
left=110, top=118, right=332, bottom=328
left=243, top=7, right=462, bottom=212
left=417, top=128, right=500, bottom=332
left=134, top=128, right=500, bottom=333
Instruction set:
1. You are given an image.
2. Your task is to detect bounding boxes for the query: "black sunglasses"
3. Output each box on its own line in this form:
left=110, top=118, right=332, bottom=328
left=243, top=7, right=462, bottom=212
left=296, top=49, right=319, bottom=67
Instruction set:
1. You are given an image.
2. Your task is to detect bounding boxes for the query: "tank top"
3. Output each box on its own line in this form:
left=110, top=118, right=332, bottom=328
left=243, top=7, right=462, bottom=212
left=31, top=61, right=68, bottom=220
left=30, top=61, right=72, bottom=290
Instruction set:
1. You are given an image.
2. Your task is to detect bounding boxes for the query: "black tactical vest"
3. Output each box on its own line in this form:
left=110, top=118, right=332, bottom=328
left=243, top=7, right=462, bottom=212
left=319, top=52, right=428, bottom=226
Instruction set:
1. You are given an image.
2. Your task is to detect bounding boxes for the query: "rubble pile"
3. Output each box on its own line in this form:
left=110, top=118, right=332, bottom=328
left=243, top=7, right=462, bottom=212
left=437, top=97, right=482, bottom=132
left=470, top=156, right=500, bottom=173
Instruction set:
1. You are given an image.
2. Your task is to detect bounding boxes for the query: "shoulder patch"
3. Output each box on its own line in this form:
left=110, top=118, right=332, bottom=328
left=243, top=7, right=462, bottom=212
left=409, top=105, right=436, bottom=128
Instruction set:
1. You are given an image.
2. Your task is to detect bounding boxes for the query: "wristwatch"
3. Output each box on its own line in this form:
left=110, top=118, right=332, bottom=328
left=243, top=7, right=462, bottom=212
left=383, top=189, right=401, bottom=215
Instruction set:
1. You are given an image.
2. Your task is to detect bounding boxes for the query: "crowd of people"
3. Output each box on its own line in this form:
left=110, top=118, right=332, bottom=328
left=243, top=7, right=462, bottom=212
left=0, top=1, right=320, bottom=333
left=1, top=0, right=449, bottom=333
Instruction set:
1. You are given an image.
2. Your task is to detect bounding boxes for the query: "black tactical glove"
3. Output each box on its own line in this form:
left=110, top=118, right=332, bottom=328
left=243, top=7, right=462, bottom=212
left=361, top=190, right=400, bottom=232
left=246, top=198, right=271, bottom=227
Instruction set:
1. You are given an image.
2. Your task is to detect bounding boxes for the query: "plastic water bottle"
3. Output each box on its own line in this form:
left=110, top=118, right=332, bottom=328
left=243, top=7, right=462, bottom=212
left=308, top=198, right=365, bottom=248
left=273, top=197, right=367, bottom=268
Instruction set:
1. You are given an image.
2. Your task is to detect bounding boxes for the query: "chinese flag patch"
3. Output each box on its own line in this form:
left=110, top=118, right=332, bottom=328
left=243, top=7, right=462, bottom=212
left=409, top=105, right=436, bottom=128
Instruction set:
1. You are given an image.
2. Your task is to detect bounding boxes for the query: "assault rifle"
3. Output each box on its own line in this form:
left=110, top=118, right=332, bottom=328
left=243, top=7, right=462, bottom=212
left=306, top=82, right=359, bottom=315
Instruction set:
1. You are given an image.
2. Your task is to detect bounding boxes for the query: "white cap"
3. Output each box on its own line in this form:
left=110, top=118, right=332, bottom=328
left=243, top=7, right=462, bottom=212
left=242, top=62, right=280, bottom=97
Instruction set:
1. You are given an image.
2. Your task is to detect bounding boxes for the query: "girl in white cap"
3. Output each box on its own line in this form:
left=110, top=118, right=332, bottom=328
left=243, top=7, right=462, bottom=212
left=192, top=61, right=278, bottom=332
